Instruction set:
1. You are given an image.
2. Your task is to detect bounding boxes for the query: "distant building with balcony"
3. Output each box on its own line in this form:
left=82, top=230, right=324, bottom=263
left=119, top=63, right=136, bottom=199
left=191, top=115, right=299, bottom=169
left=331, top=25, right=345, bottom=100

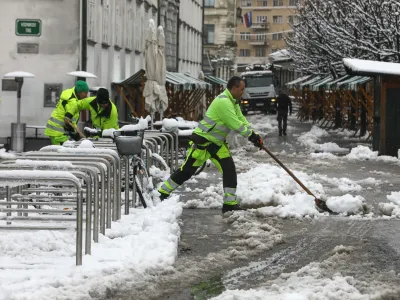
left=202, top=0, right=239, bottom=80
left=235, top=0, right=299, bottom=72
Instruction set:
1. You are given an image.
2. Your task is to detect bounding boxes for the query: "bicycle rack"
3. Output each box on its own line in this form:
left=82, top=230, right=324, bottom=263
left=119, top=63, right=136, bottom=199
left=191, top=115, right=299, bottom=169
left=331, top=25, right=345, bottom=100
left=0, top=170, right=84, bottom=265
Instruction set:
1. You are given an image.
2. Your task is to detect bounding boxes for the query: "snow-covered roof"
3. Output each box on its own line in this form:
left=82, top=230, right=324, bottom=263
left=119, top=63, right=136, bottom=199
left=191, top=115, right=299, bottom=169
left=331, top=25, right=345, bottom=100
left=241, top=70, right=273, bottom=77
left=310, top=77, right=333, bottom=91
left=269, top=49, right=292, bottom=62
left=343, top=58, right=400, bottom=76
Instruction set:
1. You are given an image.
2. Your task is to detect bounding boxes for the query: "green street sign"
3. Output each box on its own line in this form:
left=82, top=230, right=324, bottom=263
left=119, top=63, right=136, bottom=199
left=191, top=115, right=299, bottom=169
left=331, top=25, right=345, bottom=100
left=16, top=19, right=42, bottom=36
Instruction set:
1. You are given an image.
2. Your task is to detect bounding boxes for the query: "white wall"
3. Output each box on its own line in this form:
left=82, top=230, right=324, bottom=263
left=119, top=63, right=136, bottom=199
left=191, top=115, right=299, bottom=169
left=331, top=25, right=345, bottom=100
left=0, top=0, right=159, bottom=140
left=0, top=0, right=81, bottom=140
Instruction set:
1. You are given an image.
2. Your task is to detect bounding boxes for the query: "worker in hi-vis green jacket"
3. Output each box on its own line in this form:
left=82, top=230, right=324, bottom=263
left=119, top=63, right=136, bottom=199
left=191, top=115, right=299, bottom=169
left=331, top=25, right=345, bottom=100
left=66, top=87, right=119, bottom=136
left=44, top=80, right=89, bottom=145
left=157, top=76, right=263, bottom=213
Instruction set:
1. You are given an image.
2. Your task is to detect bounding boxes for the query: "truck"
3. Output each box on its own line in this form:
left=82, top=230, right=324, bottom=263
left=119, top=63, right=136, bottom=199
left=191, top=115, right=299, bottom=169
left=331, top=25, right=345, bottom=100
left=240, top=70, right=277, bottom=115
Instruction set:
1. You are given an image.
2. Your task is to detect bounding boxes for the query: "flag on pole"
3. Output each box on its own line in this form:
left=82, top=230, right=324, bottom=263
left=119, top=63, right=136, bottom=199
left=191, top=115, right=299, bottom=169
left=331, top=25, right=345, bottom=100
left=243, top=11, right=253, bottom=28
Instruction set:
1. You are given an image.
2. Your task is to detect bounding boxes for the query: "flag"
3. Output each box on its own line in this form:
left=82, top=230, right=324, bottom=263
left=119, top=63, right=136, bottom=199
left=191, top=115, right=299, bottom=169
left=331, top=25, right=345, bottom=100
left=243, top=11, right=252, bottom=28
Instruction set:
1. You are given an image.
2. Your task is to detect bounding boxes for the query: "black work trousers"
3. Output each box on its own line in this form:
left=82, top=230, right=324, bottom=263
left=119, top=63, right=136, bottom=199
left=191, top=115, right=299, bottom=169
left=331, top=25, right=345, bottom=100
left=277, top=112, right=288, bottom=134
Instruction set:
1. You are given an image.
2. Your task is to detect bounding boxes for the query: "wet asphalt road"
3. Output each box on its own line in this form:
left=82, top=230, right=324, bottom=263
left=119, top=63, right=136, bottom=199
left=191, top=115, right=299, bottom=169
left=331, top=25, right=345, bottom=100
left=103, top=114, right=400, bottom=300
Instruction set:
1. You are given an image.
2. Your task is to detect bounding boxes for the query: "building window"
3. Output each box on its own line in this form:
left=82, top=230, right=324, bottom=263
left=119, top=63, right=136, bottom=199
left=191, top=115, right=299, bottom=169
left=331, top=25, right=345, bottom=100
left=289, top=0, right=297, bottom=6
left=135, top=5, right=141, bottom=51
left=260, top=0, right=268, bottom=6
left=255, top=48, right=266, bottom=57
left=273, top=16, right=283, bottom=24
left=256, top=33, right=266, bottom=40
left=204, top=0, right=215, bottom=7
left=102, top=0, right=111, bottom=44
left=88, top=0, right=96, bottom=41
left=240, top=32, right=250, bottom=40
left=273, top=0, right=283, bottom=6
left=287, top=31, right=295, bottom=38
left=115, top=0, right=123, bottom=47
left=272, top=33, right=283, bottom=40
left=239, top=49, right=251, bottom=57
left=241, top=0, right=252, bottom=7
left=256, top=16, right=267, bottom=24
left=204, top=24, right=215, bottom=44
left=125, top=1, right=133, bottom=49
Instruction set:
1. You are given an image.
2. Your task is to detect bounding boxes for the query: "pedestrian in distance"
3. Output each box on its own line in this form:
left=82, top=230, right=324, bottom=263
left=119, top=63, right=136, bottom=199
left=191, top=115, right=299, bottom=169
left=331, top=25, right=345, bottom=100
left=157, top=76, right=264, bottom=213
left=276, top=90, right=292, bottom=136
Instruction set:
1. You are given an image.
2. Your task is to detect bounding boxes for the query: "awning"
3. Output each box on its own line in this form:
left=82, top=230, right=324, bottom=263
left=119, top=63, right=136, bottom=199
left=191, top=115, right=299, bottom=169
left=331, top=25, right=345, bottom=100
left=166, top=72, right=212, bottom=90
left=112, top=69, right=145, bottom=85
left=204, top=75, right=227, bottom=87
left=300, top=76, right=322, bottom=87
left=348, top=77, right=372, bottom=90
left=310, top=76, right=333, bottom=91
left=113, top=69, right=212, bottom=91
left=337, top=76, right=364, bottom=90
left=326, top=75, right=351, bottom=89
left=286, top=75, right=312, bottom=88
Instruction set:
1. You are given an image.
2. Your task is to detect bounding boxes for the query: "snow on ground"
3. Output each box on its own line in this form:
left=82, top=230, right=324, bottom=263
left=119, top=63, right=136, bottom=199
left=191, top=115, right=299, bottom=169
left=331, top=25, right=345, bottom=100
left=0, top=198, right=182, bottom=300
left=211, top=245, right=397, bottom=300
left=298, top=126, right=348, bottom=153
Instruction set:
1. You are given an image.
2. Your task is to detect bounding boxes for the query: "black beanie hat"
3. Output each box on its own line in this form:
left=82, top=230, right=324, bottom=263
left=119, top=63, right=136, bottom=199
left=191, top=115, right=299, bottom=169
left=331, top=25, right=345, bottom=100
left=96, top=88, right=110, bottom=104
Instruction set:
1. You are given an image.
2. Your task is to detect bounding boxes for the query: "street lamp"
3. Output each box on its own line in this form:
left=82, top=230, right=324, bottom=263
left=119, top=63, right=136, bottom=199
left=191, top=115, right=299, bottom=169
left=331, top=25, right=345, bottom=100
left=3, top=71, right=35, bottom=153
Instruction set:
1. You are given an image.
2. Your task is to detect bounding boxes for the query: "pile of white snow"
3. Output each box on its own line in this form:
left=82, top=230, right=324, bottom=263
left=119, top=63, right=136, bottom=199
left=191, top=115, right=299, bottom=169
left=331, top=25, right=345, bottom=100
left=0, top=199, right=182, bottom=300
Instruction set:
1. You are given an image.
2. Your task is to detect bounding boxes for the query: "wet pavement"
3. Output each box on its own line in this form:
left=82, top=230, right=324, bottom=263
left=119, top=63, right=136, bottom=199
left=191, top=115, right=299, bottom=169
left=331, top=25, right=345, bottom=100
left=104, top=114, right=400, bottom=300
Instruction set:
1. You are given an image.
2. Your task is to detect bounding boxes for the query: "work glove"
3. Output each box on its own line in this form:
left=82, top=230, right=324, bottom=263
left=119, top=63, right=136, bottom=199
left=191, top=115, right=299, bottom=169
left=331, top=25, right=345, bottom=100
left=64, top=112, right=74, bottom=131
left=248, top=131, right=263, bottom=148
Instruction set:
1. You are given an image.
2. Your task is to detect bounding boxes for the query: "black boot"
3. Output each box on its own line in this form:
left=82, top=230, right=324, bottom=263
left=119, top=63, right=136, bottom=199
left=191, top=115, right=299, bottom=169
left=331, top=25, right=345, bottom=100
left=279, top=132, right=283, bottom=136
left=283, top=132, right=287, bottom=136
left=159, top=191, right=170, bottom=201
left=222, top=203, right=245, bottom=213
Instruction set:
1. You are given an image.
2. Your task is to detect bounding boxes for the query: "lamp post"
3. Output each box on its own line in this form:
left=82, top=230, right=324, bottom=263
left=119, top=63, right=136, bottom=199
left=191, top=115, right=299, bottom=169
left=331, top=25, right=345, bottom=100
left=3, top=71, right=35, bottom=153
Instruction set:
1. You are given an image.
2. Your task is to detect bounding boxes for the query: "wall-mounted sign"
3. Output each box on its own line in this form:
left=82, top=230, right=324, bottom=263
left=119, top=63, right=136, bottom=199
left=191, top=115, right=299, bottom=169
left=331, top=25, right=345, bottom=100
left=17, top=43, right=39, bottom=54
left=16, top=19, right=42, bottom=36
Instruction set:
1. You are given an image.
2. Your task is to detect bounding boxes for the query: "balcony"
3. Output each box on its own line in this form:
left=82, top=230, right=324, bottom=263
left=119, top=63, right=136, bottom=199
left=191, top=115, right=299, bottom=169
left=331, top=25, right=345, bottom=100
left=248, top=37, right=269, bottom=46
left=251, top=22, right=270, bottom=30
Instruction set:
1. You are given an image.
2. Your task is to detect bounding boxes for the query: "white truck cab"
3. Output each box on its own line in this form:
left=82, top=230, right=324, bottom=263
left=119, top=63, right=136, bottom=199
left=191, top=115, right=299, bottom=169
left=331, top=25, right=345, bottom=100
left=240, top=70, right=277, bottom=115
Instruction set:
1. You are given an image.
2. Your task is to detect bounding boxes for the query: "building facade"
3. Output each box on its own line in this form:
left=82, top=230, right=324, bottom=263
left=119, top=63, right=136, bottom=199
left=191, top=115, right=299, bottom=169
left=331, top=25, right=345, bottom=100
left=202, top=0, right=238, bottom=80
left=178, top=0, right=203, bottom=77
left=235, top=0, right=298, bottom=72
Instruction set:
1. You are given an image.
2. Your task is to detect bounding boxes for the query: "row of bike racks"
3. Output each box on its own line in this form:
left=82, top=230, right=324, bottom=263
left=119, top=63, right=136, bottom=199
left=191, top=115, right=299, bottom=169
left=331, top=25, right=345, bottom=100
left=0, top=129, right=181, bottom=265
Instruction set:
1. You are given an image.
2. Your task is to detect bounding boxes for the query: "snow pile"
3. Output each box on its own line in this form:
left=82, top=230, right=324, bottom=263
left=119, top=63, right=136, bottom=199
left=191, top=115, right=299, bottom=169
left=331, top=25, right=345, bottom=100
left=102, top=128, right=115, bottom=138
left=78, top=140, right=95, bottom=148
left=162, top=118, right=179, bottom=133
left=0, top=149, right=16, bottom=160
left=326, top=194, right=366, bottom=215
left=379, top=191, right=400, bottom=217
left=298, top=126, right=348, bottom=153
left=118, top=117, right=149, bottom=132
left=346, top=145, right=378, bottom=160
left=0, top=199, right=182, bottom=300
left=236, top=164, right=325, bottom=218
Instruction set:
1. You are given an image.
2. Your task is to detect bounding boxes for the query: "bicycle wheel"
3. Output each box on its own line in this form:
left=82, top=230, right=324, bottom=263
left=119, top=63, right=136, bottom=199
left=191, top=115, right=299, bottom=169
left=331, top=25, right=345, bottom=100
left=133, top=160, right=154, bottom=208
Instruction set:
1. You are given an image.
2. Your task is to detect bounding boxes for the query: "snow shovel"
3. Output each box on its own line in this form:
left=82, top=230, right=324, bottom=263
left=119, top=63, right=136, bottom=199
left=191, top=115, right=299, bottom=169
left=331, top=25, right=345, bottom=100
left=65, top=118, right=86, bottom=140
left=261, top=145, right=333, bottom=213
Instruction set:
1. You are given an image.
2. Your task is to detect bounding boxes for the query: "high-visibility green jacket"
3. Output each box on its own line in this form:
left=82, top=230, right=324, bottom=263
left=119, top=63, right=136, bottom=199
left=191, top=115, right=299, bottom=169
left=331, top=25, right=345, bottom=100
left=44, top=87, right=80, bottom=137
left=193, top=89, right=252, bottom=146
left=77, top=97, right=119, bottom=130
